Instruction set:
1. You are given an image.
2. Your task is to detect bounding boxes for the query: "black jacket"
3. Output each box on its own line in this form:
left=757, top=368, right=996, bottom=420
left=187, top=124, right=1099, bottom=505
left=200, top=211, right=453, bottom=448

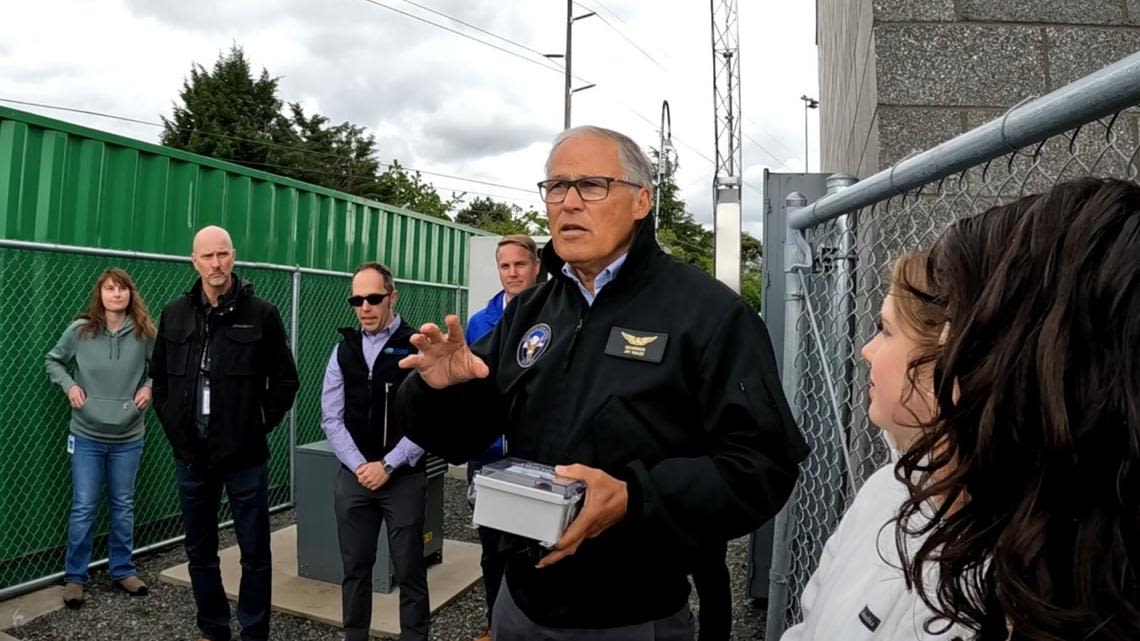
left=152, top=275, right=300, bottom=472
left=335, top=321, right=421, bottom=472
left=399, top=217, right=809, bottom=629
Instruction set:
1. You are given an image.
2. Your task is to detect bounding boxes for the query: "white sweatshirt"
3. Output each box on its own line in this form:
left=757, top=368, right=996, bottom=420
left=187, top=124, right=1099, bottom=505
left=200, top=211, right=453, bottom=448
left=780, top=466, right=973, bottom=641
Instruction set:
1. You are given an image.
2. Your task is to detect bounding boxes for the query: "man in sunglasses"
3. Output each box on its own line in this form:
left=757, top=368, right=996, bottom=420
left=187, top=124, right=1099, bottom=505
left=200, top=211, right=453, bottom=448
left=152, top=225, right=299, bottom=641
left=397, top=126, right=808, bottom=640
left=319, top=262, right=429, bottom=641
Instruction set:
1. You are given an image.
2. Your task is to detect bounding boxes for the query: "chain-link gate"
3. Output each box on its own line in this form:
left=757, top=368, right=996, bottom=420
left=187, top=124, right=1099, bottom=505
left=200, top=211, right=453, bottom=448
left=765, top=52, right=1140, bottom=640
left=0, top=241, right=465, bottom=598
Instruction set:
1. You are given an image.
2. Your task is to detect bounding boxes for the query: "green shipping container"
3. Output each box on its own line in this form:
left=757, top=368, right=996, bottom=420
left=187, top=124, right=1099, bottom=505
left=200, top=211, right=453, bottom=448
left=0, top=104, right=482, bottom=283
left=0, top=105, right=484, bottom=594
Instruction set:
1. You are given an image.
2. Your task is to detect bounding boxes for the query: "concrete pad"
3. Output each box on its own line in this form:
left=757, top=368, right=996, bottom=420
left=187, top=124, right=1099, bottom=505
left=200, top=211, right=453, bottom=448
left=159, top=526, right=481, bottom=637
left=446, top=463, right=468, bottom=482
left=0, top=585, right=63, bottom=631
left=1, top=631, right=21, bottom=641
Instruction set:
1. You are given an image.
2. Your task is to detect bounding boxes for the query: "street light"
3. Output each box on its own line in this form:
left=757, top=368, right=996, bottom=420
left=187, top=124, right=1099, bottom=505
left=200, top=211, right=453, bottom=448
left=655, top=100, right=673, bottom=237
left=800, top=95, right=819, bottom=173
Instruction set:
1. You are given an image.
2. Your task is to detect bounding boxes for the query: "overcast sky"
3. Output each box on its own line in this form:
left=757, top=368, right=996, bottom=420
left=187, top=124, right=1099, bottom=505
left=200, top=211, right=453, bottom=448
left=0, top=0, right=820, bottom=238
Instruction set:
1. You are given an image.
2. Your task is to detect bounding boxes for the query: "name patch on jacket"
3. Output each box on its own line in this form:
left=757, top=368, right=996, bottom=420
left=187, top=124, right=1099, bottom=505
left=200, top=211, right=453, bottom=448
left=383, top=346, right=411, bottom=356
left=858, top=605, right=881, bottom=631
left=605, top=327, right=667, bottom=363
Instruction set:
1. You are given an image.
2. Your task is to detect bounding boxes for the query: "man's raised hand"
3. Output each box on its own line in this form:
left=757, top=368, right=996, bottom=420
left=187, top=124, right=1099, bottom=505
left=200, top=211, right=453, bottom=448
left=398, top=314, right=490, bottom=388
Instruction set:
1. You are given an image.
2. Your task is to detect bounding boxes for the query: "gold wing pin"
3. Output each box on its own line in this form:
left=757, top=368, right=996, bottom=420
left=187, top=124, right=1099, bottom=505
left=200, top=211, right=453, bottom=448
left=621, top=331, right=658, bottom=347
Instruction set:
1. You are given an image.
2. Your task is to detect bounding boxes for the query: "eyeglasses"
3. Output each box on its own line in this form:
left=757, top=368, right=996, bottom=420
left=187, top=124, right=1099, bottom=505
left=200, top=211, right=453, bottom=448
left=348, top=293, right=391, bottom=307
left=537, top=177, right=644, bottom=204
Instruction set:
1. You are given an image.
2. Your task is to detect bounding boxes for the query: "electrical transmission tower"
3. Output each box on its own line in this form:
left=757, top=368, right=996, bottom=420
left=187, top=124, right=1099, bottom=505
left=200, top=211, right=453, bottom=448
left=710, top=0, right=742, bottom=292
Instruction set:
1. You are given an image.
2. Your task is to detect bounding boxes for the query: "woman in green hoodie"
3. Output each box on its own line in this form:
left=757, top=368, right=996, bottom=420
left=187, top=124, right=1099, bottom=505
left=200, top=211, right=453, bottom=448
left=45, top=267, right=156, bottom=608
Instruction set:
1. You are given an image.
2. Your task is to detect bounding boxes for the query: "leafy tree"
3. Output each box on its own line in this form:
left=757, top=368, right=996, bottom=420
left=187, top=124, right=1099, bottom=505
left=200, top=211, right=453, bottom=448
left=649, top=148, right=763, bottom=311
left=373, top=161, right=457, bottom=219
left=161, top=45, right=294, bottom=171
left=278, top=102, right=383, bottom=197
left=455, top=196, right=513, bottom=229
left=162, top=45, right=455, bottom=216
left=455, top=196, right=548, bottom=235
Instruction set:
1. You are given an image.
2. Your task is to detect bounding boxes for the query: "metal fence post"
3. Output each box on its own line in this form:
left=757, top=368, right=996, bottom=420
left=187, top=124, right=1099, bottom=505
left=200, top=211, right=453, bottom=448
left=289, top=269, right=301, bottom=505
left=825, top=174, right=859, bottom=496
left=765, top=192, right=809, bottom=641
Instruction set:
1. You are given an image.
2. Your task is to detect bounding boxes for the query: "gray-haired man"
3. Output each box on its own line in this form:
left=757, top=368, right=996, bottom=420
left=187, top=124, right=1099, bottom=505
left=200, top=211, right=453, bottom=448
left=397, top=126, right=808, bottom=640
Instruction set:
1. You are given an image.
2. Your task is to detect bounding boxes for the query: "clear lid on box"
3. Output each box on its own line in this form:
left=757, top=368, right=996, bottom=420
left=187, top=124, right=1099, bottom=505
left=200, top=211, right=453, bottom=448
left=476, top=457, right=586, bottom=501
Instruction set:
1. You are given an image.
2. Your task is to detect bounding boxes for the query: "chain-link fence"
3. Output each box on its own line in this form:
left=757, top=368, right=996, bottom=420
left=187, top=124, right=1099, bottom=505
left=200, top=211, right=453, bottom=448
left=765, top=53, right=1140, bottom=640
left=0, top=240, right=465, bottom=598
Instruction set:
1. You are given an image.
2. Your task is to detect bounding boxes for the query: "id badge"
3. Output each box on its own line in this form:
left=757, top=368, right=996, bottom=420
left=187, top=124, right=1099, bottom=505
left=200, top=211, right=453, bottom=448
left=67, top=434, right=75, bottom=455
left=202, top=384, right=211, bottom=416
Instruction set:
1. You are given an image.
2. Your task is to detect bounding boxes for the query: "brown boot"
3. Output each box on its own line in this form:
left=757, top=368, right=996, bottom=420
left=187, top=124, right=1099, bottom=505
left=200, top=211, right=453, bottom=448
left=62, top=582, right=85, bottom=608
left=115, top=575, right=149, bottom=596
left=472, top=628, right=492, bottom=641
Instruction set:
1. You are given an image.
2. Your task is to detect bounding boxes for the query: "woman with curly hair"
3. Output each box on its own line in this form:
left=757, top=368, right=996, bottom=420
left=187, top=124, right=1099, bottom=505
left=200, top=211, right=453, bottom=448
left=781, top=245, right=972, bottom=640
left=46, top=267, right=157, bottom=608
left=897, top=178, right=1140, bottom=641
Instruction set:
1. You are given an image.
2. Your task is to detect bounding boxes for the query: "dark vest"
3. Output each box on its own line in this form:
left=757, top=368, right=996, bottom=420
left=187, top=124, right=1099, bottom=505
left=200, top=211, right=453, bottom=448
left=336, top=322, right=417, bottom=467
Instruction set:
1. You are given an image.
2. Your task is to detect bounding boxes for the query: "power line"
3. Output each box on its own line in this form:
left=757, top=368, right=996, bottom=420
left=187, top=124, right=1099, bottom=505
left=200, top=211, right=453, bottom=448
left=744, top=131, right=793, bottom=172
left=573, top=1, right=666, bottom=71
left=395, top=0, right=553, bottom=61
left=0, top=97, right=539, bottom=194
left=743, top=115, right=800, bottom=160
left=624, top=107, right=715, bottom=167
left=358, top=0, right=566, bottom=76
left=360, top=0, right=701, bottom=175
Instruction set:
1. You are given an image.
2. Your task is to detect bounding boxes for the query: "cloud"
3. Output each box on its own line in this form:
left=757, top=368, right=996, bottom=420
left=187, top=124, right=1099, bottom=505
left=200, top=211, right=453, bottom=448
left=2, top=0, right=819, bottom=240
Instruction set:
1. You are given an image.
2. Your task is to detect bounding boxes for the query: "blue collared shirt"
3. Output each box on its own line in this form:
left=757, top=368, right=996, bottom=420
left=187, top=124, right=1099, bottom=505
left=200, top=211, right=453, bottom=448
left=561, top=253, right=628, bottom=306
left=319, top=314, right=424, bottom=472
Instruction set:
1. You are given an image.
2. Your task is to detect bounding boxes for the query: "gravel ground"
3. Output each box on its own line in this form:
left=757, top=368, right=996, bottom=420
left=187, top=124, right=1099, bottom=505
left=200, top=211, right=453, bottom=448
left=9, top=478, right=767, bottom=640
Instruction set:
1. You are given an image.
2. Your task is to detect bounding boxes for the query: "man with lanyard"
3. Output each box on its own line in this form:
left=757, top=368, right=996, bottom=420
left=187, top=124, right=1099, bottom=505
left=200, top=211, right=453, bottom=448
left=464, top=234, right=542, bottom=641
left=152, top=225, right=299, bottom=641
left=320, top=262, right=429, bottom=641
left=396, top=126, right=808, bottom=640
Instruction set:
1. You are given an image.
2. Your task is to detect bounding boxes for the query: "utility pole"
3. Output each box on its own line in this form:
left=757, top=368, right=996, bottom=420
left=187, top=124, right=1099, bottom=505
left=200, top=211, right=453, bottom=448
left=800, top=95, right=819, bottom=172
left=549, top=1, right=595, bottom=130
left=710, top=0, right=742, bottom=292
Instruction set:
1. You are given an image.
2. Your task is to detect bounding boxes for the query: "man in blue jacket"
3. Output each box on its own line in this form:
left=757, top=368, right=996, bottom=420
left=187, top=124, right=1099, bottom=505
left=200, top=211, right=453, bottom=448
left=464, top=234, right=541, bottom=641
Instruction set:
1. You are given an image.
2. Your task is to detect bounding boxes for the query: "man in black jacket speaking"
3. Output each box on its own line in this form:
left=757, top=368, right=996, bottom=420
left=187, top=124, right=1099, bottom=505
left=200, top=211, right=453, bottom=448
left=152, top=225, right=299, bottom=641
left=397, top=127, right=808, bottom=640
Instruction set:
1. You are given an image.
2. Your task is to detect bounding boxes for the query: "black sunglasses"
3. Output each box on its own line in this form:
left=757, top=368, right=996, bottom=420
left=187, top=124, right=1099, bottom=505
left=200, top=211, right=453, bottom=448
left=347, top=292, right=391, bottom=307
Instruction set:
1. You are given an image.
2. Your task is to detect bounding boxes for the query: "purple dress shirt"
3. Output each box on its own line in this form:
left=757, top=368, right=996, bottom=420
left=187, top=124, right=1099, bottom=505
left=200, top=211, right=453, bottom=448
left=320, top=314, right=424, bottom=472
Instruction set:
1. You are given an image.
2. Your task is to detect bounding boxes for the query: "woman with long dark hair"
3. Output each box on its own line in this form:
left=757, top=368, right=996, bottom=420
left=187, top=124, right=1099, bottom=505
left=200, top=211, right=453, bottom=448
left=781, top=249, right=972, bottom=640
left=46, top=267, right=157, bottom=608
left=897, top=178, right=1140, bottom=640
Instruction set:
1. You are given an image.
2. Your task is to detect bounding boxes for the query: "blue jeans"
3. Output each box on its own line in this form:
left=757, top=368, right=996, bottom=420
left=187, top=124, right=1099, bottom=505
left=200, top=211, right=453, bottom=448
left=175, top=461, right=271, bottom=641
left=65, top=434, right=144, bottom=584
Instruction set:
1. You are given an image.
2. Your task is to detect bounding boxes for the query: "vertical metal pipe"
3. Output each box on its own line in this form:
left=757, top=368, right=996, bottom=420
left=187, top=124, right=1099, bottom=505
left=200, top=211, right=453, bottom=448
left=289, top=269, right=301, bottom=504
left=826, top=174, right=859, bottom=492
left=564, top=0, right=572, bottom=130
left=765, top=192, right=809, bottom=641
left=655, top=100, right=671, bottom=238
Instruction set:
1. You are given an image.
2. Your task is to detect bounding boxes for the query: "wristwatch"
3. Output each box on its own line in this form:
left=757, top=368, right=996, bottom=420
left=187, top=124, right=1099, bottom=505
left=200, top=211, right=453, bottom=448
left=381, top=459, right=394, bottom=476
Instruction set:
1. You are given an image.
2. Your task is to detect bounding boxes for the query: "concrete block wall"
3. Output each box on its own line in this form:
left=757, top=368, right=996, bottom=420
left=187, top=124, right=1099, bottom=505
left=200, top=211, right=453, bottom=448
left=818, top=0, right=1140, bottom=175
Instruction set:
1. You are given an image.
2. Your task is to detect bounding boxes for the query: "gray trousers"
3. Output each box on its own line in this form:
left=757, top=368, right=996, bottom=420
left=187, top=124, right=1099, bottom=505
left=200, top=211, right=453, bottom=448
left=334, top=467, right=429, bottom=641
left=492, top=578, right=695, bottom=641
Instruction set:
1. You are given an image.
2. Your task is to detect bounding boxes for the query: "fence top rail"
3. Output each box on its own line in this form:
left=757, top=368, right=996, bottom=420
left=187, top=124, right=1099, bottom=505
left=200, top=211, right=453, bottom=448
left=0, top=238, right=465, bottom=291
left=789, top=51, right=1140, bottom=231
